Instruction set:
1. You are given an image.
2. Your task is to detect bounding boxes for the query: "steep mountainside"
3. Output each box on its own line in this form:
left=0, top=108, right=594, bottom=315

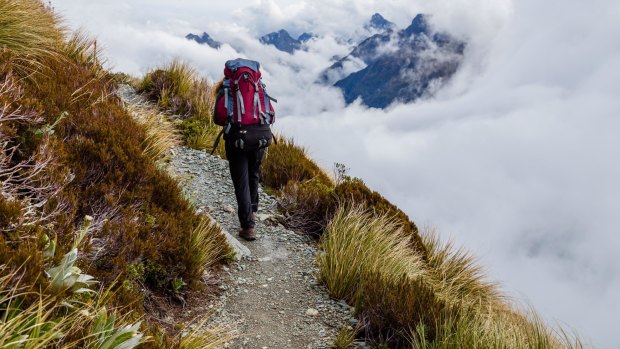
left=325, top=14, right=465, bottom=108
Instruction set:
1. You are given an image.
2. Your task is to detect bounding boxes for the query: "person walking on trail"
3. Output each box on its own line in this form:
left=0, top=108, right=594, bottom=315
left=212, top=58, right=277, bottom=241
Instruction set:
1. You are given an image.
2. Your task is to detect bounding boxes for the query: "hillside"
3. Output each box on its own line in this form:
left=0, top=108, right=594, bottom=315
left=0, top=1, right=587, bottom=348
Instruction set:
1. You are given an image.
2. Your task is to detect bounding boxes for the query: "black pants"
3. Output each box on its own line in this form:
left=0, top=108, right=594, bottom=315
left=225, top=142, right=266, bottom=229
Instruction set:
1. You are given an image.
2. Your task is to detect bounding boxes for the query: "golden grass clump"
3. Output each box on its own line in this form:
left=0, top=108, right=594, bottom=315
left=332, top=324, right=361, bottom=349
left=318, top=205, right=425, bottom=303
left=410, top=307, right=585, bottom=349
left=138, top=60, right=222, bottom=153
left=176, top=318, right=236, bottom=349
left=318, top=205, right=586, bottom=347
left=138, top=59, right=215, bottom=119
left=422, top=229, right=503, bottom=310
left=128, top=104, right=182, bottom=162
left=261, top=136, right=333, bottom=190
left=0, top=0, right=62, bottom=59
left=183, top=217, right=234, bottom=282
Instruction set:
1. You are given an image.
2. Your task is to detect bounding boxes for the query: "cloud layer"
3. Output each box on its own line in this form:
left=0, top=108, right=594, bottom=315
left=52, top=0, right=620, bottom=346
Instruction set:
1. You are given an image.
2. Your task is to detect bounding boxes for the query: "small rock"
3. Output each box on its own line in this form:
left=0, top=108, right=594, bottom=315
left=222, top=230, right=251, bottom=260
left=306, top=308, right=319, bottom=317
left=223, top=205, right=235, bottom=213
left=256, top=213, right=272, bottom=221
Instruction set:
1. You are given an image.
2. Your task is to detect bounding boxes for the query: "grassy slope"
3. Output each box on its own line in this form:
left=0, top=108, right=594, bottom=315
left=0, top=1, right=231, bottom=347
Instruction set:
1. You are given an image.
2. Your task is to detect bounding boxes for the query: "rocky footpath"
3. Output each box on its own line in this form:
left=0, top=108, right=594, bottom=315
left=169, top=147, right=355, bottom=348
left=117, top=83, right=356, bottom=348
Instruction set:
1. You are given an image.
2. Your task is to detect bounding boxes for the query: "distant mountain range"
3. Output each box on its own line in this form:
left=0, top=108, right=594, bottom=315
left=185, top=13, right=465, bottom=109
left=323, top=14, right=465, bottom=108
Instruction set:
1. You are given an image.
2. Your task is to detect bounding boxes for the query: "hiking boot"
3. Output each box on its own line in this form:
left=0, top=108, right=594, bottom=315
left=238, top=227, right=256, bottom=241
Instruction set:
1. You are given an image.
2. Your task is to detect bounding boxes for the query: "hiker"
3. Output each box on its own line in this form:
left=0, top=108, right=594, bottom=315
left=212, top=58, right=277, bottom=241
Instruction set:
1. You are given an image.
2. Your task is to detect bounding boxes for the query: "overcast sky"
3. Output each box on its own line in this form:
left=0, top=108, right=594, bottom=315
left=52, top=0, right=620, bottom=347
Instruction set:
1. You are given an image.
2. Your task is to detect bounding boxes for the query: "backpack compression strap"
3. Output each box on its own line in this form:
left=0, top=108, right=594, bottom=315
left=211, top=129, right=224, bottom=155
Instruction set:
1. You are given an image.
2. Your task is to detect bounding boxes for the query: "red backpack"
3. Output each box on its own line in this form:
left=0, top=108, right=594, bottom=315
left=212, top=59, right=277, bottom=152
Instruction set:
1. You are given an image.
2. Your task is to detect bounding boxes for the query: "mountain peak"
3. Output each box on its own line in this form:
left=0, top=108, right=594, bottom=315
left=366, top=13, right=396, bottom=32
left=404, top=14, right=430, bottom=36
left=185, top=32, right=222, bottom=49
left=260, top=29, right=302, bottom=54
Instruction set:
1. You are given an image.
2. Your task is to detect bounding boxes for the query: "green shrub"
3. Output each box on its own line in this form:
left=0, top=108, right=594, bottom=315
left=180, top=115, right=224, bottom=154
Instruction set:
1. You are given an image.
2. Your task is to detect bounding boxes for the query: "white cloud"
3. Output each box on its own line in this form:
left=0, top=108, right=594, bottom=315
left=52, top=0, right=620, bottom=346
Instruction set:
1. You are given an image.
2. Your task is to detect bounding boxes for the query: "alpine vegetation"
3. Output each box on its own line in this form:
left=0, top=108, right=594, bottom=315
left=138, top=60, right=222, bottom=153
left=317, top=206, right=585, bottom=347
left=0, top=0, right=232, bottom=346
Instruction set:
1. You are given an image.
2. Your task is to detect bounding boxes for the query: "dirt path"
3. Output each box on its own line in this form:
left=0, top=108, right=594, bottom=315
left=170, top=147, right=353, bottom=349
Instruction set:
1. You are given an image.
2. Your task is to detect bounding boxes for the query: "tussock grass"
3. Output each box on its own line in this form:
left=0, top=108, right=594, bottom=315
left=422, top=229, right=503, bottom=310
left=63, top=30, right=106, bottom=78
left=138, top=59, right=216, bottom=119
left=128, top=104, right=182, bottom=162
left=0, top=0, right=62, bottom=62
left=318, top=206, right=586, bottom=347
left=332, top=324, right=361, bottom=349
left=177, top=318, right=235, bottom=349
left=410, top=308, right=585, bottom=349
left=318, top=205, right=425, bottom=303
left=184, top=217, right=234, bottom=281
left=261, top=136, right=333, bottom=190
left=180, top=116, right=222, bottom=152
left=138, top=60, right=221, bottom=153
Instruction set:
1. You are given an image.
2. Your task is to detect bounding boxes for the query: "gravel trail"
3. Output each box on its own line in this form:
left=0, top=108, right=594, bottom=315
left=169, top=148, right=353, bottom=349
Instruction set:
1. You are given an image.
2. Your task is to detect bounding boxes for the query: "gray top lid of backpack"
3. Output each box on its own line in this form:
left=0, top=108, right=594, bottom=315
left=225, top=58, right=260, bottom=72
